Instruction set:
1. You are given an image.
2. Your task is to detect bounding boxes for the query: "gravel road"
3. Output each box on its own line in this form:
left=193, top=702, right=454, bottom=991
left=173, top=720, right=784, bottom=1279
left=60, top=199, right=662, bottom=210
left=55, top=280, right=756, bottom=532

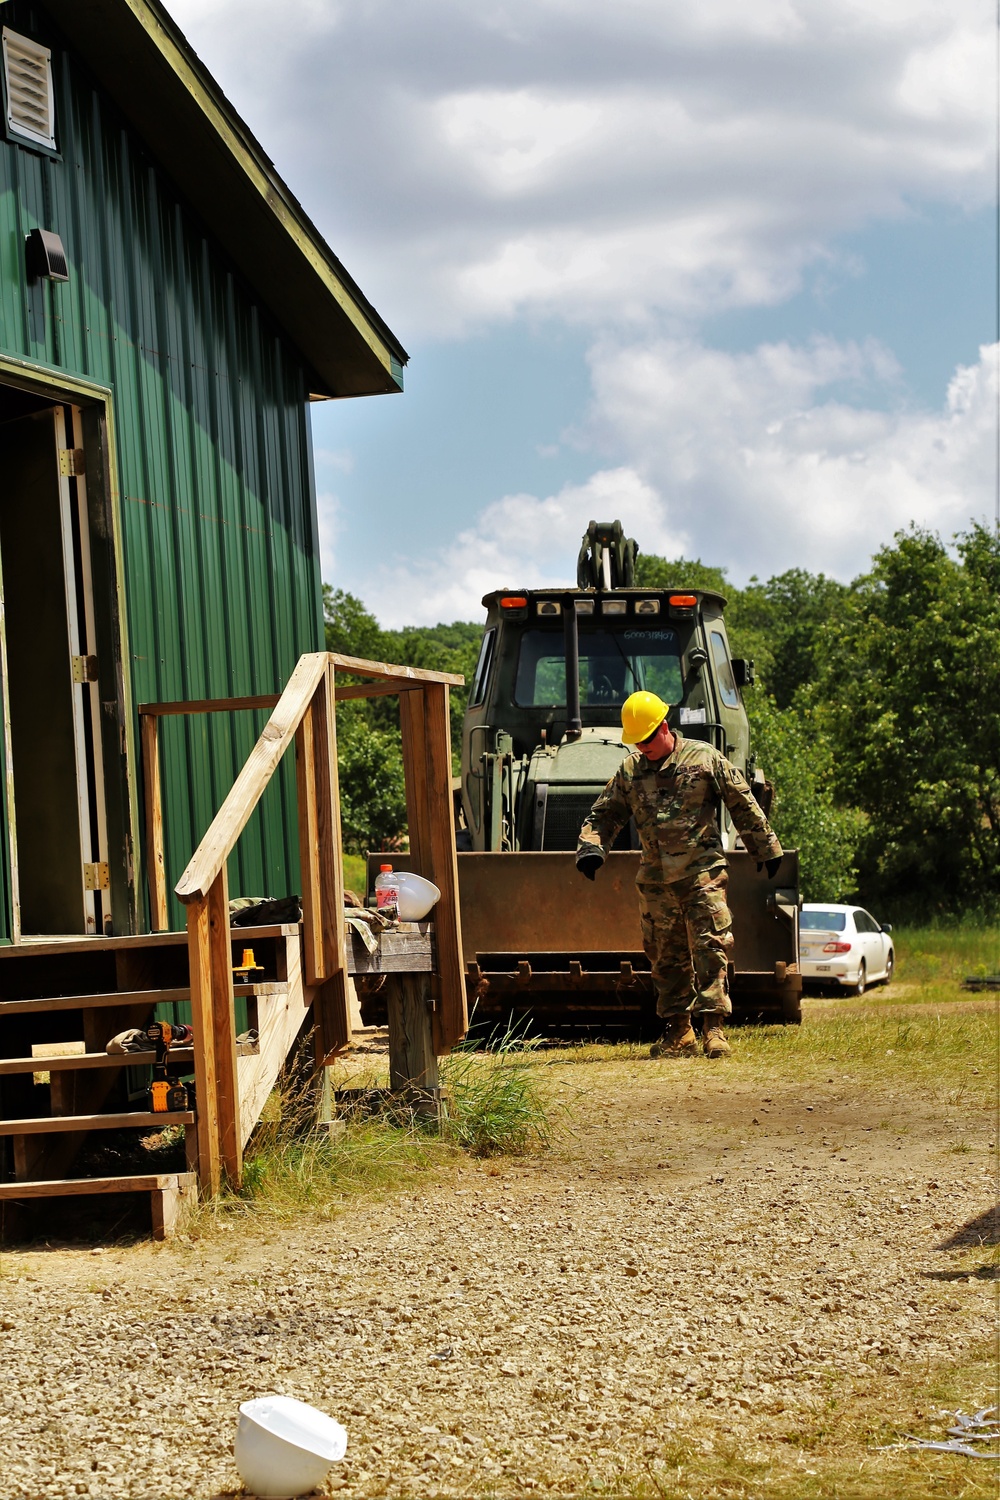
left=0, top=1022, right=994, bottom=1499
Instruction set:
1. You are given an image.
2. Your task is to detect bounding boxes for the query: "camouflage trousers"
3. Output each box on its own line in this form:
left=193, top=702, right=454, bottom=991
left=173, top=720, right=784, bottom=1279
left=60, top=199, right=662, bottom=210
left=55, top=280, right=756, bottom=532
left=637, top=866, right=734, bottom=1018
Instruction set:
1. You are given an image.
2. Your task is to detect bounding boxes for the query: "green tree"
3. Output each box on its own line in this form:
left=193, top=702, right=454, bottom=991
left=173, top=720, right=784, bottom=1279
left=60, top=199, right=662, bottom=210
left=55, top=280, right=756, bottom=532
left=746, top=692, right=864, bottom=901
left=813, top=524, right=1000, bottom=918
left=634, top=553, right=731, bottom=597
left=322, top=585, right=483, bottom=850
left=322, top=585, right=386, bottom=661
left=729, top=569, right=850, bottom=707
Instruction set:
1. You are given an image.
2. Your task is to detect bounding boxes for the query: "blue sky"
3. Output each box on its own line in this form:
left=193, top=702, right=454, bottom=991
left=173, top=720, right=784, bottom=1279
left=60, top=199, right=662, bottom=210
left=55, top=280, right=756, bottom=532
left=167, top=0, right=996, bottom=626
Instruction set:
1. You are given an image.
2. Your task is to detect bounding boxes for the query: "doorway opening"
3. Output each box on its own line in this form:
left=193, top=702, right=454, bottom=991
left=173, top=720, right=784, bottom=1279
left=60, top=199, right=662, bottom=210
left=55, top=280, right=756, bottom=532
left=0, top=388, right=112, bottom=936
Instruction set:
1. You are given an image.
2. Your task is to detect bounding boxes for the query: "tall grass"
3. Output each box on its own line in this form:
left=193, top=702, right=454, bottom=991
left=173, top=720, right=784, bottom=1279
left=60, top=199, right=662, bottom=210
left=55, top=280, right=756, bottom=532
left=190, top=1028, right=559, bottom=1227
left=442, top=1032, right=554, bottom=1157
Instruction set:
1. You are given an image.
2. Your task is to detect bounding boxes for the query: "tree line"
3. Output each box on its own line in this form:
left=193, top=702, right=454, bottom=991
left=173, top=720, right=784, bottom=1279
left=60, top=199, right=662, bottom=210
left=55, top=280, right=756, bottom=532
left=326, top=522, right=999, bottom=921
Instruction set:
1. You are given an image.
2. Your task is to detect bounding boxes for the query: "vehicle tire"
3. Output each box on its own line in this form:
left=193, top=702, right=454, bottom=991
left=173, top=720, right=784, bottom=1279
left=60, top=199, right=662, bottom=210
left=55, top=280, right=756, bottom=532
left=852, top=961, right=866, bottom=997
left=883, top=950, right=894, bottom=985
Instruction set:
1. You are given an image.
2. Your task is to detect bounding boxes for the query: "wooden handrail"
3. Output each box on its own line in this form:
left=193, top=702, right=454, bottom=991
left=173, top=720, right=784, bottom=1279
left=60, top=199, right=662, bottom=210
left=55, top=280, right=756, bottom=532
left=138, top=693, right=281, bottom=717
left=137, top=649, right=468, bottom=1198
left=175, top=653, right=328, bottom=903
left=328, top=653, right=465, bottom=686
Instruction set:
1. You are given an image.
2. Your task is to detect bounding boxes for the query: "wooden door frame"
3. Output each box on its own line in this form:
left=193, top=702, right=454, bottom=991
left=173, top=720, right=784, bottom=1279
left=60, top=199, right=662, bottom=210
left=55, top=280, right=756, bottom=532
left=0, top=355, right=140, bottom=938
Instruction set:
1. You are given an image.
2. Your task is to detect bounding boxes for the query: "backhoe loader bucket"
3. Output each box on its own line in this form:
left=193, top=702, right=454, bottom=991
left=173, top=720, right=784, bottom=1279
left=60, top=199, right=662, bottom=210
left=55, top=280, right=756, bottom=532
left=458, top=848, right=801, bottom=1034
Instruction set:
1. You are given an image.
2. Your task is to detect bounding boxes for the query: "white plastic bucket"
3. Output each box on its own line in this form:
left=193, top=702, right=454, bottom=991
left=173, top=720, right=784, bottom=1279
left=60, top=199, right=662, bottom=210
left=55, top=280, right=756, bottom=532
left=395, top=871, right=441, bottom=921
left=234, top=1395, right=347, bottom=1498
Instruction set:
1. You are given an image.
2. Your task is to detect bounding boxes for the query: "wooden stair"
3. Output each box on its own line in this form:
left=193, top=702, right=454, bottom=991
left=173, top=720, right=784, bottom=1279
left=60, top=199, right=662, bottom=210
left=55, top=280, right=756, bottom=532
left=0, top=921, right=312, bottom=1239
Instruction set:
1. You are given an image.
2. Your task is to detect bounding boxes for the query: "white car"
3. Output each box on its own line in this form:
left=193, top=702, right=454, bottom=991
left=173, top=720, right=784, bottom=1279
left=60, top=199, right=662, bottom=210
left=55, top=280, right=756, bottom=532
left=798, top=904, right=894, bottom=994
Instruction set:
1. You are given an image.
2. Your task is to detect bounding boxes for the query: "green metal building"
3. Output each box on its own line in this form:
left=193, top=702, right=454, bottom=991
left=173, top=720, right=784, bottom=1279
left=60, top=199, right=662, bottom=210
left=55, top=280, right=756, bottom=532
left=0, top=0, right=406, bottom=941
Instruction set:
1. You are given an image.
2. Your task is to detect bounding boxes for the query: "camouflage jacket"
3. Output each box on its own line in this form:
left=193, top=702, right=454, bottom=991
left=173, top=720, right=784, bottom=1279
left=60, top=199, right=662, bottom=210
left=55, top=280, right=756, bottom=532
left=577, top=733, right=783, bottom=886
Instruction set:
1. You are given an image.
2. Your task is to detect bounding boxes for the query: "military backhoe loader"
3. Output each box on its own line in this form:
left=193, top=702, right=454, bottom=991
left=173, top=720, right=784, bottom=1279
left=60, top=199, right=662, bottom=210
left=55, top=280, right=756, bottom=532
left=367, top=521, right=801, bottom=1034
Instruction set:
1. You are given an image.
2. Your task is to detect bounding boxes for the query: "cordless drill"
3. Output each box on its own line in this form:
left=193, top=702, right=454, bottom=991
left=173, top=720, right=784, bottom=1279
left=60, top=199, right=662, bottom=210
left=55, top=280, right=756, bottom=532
left=145, top=1021, right=194, bottom=1113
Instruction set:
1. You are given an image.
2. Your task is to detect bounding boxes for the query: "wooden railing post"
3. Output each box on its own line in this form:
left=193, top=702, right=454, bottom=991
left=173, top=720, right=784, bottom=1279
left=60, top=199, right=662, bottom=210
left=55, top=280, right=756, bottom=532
left=186, top=893, right=221, bottom=1196
left=399, top=682, right=467, bottom=1051
left=296, top=662, right=349, bottom=1062
left=140, top=712, right=168, bottom=932
left=186, top=864, right=240, bottom=1191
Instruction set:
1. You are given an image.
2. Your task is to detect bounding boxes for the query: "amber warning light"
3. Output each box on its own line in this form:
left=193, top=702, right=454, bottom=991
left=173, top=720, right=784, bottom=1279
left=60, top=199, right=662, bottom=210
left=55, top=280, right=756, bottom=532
left=669, top=594, right=698, bottom=608
left=500, top=596, right=528, bottom=609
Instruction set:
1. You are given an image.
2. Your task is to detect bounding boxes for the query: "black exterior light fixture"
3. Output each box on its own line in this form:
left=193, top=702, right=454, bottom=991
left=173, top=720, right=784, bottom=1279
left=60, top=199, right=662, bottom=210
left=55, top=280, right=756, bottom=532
left=25, top=226, right=69, bottom=281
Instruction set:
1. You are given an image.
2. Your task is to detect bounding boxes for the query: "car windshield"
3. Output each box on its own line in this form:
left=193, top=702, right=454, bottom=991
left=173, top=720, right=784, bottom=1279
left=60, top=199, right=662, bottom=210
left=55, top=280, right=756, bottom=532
left=514, top=626, right=683, bottom=708
left=800, top=910, right=847, bottom=931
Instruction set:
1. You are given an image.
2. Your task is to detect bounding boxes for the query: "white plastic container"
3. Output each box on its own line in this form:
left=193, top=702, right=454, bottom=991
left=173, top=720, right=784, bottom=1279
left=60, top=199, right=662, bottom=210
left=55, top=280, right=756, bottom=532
left=374, top=863, right=399, bottom=921
left=395, top=871, right=441, bottom=921
left=234, top=1395, right=347, bottom=1499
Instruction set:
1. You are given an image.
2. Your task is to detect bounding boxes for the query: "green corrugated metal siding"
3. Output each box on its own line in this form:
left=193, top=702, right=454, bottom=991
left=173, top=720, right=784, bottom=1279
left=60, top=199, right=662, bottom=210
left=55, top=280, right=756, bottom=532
left=0, top=1, right=325, bottom=933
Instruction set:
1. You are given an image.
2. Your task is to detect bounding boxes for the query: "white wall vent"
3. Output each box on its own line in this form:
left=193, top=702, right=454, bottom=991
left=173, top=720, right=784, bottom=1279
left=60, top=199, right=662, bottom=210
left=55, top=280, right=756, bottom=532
left=3, top=28, right=55, bottom=151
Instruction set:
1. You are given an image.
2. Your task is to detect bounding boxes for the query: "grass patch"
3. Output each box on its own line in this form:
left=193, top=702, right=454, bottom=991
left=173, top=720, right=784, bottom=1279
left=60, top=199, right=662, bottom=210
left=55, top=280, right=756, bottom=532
left=190, top=1031, right=561, bottom=1228
left=343, top=850, right=368, bottom=900
left=442, top=1033, right=556, bottom=1157
left=891, top=922, right=1000, bottom=993
left=189, top=1063, right=457, bottom=1230
left=584, top=1341, right=999, bottom=1499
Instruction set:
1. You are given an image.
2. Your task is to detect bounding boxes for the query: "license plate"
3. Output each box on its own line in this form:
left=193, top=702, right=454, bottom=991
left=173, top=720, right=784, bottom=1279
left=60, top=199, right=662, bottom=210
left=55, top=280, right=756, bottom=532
left=816, top=964, right=831, bottom=972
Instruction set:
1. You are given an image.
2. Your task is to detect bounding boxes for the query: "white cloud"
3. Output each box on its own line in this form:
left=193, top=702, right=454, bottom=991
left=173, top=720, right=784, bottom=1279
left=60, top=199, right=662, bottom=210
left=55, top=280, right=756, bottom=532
left=163, top=0, right=992, bottom=336
left=327, top=339, right=998, bottom=622
left=333, top=468, right=686, bottom=627
left=584, top=335, right=997, bottom=582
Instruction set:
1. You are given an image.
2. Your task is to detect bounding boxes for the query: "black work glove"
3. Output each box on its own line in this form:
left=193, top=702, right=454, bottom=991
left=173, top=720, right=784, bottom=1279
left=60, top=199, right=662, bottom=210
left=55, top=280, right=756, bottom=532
left=756, top=856, right=783, bottom=879
left=577, top=854, right=604, bottom=882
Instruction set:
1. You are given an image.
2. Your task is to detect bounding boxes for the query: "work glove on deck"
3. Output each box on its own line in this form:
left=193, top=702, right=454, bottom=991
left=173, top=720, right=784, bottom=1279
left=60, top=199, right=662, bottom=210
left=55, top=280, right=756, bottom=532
left=756, top=856, right=783, bottom=880
left=577, top=854, right=604, bottom=881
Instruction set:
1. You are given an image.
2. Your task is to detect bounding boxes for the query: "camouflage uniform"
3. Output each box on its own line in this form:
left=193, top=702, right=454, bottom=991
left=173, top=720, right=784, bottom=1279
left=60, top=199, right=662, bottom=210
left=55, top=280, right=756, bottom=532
left=577, top=734, right=783, bottom=1018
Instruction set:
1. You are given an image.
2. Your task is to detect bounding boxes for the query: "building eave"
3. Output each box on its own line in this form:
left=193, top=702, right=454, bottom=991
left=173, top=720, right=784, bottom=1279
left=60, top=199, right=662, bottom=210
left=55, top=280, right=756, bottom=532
left=41, top=0, right=407, bottom=398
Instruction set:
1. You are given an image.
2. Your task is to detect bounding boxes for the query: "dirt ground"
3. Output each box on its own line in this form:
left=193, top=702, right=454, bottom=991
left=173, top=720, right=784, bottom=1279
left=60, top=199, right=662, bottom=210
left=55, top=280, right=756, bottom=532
left=0, top=993, right=996, bottom=1500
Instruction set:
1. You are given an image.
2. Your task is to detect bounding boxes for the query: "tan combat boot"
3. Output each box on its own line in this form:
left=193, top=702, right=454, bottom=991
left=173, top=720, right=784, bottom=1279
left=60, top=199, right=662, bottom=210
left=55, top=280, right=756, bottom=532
left=702, top=1016, right=731, bottom=1059
left=650, top=1014, right=699, bottom=1058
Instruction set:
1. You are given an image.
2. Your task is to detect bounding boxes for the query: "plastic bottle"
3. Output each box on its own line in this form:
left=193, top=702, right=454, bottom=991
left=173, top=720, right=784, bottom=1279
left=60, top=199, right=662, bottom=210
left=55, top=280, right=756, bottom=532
left=374, top=863, right=400, bottom=921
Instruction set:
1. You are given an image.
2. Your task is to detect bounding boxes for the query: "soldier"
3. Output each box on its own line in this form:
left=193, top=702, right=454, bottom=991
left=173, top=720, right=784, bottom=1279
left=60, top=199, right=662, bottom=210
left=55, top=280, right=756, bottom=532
left=576, top=690, right=783, bottom=1058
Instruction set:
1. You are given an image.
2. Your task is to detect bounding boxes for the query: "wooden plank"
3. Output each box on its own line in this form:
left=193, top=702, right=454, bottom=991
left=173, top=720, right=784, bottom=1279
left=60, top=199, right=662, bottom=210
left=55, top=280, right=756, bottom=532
left=137, top=694, right=281, bottom=717
left=334, top=680, right=424, bottom=701
left=330, top=653, right=464, bottom=687
left=0, top=987, right=189, bottom=1016
left=386, top=973, right=439, bottom=1095
left=0, top=1111, right=194, bottom=1136
left=186, top=892, right=221, bottom=1195
left=0, top=1043, right=256, bottom=1075
left=175, top=652, right=329, bottom=903
left=140, top=713, right=169, bottom=930
left=422, top=682, right=468, bottom=1051
left=0, top=922, right=298, bottom=959
left=0, top=986, right=262, bottom=1016
left=238, top=929, right=310, bottom=1147
left=0, top=1172, right=194, bottom=1199
left=312, top=663, right=349, bottom=1060
left=208, top=868, right=241, bottom=1185
left=399, top=688, right=432, bottom=867
left=151, top=1175, right=197, bottom=1239
left=348, top=932, right=433, bottom=974
left=294, top=700, right=323, bottom=985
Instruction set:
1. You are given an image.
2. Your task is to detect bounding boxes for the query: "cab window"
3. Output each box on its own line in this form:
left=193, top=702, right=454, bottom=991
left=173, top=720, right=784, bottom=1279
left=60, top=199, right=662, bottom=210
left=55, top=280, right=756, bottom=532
left=710, top=631, right=740, bottom=709
left=469, top=628, right=496, bottom=707
left=513, top=626, right=682, bottom=708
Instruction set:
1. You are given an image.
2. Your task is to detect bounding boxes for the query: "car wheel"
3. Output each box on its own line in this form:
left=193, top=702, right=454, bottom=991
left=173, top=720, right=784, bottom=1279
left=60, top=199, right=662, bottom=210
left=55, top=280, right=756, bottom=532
left=883, top=950, right=894, bottom=984
left=852, top=960, right=866, bottom=997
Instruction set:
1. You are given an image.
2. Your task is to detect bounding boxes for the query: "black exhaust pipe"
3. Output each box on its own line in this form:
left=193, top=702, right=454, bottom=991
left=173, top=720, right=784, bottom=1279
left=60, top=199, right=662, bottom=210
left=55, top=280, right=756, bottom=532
left=564, top=600, right=582, bottom=742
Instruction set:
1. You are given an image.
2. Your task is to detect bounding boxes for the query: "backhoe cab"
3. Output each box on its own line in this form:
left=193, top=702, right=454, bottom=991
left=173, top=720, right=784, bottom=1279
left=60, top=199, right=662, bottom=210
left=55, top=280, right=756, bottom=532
left=460, top=519, right=762, bottom=856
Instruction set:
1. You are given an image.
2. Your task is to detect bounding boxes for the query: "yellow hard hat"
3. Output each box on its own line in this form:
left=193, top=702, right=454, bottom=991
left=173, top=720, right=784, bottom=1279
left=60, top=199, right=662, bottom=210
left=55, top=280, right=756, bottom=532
left=621, top=691, right=669, bottom=744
